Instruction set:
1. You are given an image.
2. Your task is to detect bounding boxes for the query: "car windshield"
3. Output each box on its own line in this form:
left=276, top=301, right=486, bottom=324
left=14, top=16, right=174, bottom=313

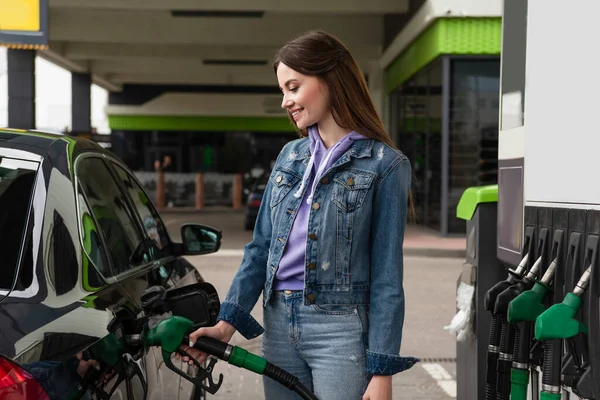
left=0, top=157, right=38, bottom=290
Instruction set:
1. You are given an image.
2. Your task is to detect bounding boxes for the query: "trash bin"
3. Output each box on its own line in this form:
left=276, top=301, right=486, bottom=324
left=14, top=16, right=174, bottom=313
left=455, top=185, right=506, bottom=400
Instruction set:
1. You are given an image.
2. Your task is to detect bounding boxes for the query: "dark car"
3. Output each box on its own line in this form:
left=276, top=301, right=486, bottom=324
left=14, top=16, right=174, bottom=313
left=243, top=172, right=269, bottom=231
left=0, top=129, right=220, bottom=400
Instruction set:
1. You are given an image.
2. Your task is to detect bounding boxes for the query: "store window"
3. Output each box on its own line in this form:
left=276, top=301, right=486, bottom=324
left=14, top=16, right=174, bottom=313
left=448, top=59, right=500, bottom=233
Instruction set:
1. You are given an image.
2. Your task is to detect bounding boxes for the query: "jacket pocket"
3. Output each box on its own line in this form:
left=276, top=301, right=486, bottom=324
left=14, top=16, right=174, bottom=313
left=270, top=169, right=300, bottom=208
left=332, top=170, right=376, bottom=212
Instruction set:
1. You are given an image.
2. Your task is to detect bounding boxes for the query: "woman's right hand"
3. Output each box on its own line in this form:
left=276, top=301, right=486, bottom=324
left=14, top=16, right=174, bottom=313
left=175, top=321, right=237, bottom=366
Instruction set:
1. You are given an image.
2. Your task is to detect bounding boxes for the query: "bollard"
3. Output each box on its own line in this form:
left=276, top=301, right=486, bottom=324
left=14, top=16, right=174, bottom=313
left=195, top=173, right=205, bottom=210
left=156, top=170, right=165, bottom=209
left=233, top=174, right=243, bottom=209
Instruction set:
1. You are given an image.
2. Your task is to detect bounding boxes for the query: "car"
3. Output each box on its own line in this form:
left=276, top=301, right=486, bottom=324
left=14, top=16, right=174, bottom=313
left=0, top=129, right=221, bottom=400
left=243, top=172, right=269, bottom=231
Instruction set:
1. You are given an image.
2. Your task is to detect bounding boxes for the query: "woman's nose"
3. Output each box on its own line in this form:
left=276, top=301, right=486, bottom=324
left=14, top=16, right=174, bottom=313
left=281, top=96, right=293, bottom=109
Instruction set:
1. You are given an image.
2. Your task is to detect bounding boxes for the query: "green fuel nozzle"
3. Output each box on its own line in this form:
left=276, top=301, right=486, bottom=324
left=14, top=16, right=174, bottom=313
left=503, top=256, right=546, bottom=400
left=535, top=266, right=590, bottom=341
left=145, top=315, right=318, bottom=400
left=508, top=258, right=556, bottom=324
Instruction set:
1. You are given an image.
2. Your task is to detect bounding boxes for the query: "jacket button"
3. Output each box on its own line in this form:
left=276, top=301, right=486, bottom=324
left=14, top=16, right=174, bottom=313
left=307, top=293, right=316, bottom=303
left=346, top=177, right=354, bottom=186
left=307, top=263, right=316, bottom=270
left=320, top=177, right=329, bottom=184
left=312, top=202, right=320, bottom=210
left=276, top=175, right=283, bottom=183
left=309, top=233, right=317, bottom=240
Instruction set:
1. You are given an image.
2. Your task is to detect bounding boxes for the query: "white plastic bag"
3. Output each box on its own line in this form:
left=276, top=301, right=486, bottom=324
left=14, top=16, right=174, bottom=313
left=444, top=281, right=475, bottom=342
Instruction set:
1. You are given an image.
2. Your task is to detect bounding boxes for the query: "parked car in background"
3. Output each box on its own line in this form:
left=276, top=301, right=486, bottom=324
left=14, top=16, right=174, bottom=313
left=244, top=172, right=269, bottom=231
left=0, top=129, right=221, bottom=400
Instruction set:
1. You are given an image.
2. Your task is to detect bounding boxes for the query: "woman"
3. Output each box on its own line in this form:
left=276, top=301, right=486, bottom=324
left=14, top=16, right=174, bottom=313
left=180, top=30, right=418, bottom=399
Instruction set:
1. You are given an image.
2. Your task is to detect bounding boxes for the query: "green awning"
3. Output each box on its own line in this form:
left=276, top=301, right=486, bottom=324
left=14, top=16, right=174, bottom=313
left=385, top=17, right=502, bottom=92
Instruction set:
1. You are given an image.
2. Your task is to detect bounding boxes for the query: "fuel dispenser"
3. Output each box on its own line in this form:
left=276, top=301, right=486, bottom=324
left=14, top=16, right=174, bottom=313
left=456, top=205, right=600, bottom=399
left=451, top=0, right=600, bottom=398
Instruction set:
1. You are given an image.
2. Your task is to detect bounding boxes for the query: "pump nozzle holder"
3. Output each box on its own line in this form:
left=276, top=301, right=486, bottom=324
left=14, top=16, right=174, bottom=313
left=535, top=293, right=588, bottom=341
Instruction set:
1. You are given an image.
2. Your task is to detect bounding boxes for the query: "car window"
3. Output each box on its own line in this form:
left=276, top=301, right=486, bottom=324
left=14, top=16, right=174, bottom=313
left=76, top=157, right=145, bottom=277
left=0, top=157, right=38, bottom=290
left=76, top=186, right=111, bottom=284
left=111, top=163, right=170, bottom=255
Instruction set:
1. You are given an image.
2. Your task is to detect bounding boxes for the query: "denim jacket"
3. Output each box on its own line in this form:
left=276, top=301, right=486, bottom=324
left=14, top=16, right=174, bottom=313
left=217, top=137, right=419, bottom=375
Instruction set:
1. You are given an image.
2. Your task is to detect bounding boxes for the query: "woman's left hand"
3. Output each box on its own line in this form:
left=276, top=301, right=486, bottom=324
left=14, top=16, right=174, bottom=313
left=362, top=375, right=392, bottom=400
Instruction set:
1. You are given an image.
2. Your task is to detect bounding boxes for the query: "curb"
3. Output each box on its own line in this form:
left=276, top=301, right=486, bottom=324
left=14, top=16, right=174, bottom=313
left=404, top=247, right=465, bottom=259
left=158, top=208, right=245, bottom=214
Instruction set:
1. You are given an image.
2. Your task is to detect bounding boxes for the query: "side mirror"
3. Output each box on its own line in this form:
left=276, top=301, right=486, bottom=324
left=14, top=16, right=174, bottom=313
left=180, top=224, right=222, bottom=256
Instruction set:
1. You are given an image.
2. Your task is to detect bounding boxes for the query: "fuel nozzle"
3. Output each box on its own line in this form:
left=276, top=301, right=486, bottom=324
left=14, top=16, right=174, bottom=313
left=507, top=257, right=555, bottom=400
left=508, top=258, right=557, bottom=324
left=483, top=253, right=530, bottom=400
left=510, top=253, right=531, bottom=279
left=535, top=265, right=590, bottom=342
left=491, top=254, right=541, bottom=400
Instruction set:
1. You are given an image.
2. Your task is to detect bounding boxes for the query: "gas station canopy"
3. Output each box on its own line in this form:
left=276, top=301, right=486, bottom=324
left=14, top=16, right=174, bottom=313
left=38, top=0, right=410, bottom=91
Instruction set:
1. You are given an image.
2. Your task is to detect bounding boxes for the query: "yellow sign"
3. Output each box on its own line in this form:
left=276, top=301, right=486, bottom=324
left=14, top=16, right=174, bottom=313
left=0, top=0, right=40, bottom=32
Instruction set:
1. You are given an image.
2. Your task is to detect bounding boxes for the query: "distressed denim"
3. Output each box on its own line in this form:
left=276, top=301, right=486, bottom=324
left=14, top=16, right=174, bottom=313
left=217, top=137, right=419, bottom=375
left=262, top=290, right=368, bottom=400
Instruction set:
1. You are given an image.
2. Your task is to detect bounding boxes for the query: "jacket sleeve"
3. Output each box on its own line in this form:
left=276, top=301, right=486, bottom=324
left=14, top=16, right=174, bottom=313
left=216, top=169, right=277, bottom=340
left=366, top=155, right=420, bottom=375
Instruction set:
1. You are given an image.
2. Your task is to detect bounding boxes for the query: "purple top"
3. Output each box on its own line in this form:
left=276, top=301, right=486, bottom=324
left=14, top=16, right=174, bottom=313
left=274, top=125, right=367, bottom=290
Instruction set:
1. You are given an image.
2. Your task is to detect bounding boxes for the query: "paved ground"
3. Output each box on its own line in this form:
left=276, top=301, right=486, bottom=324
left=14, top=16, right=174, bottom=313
left=164, top=211, right=462, bottom=400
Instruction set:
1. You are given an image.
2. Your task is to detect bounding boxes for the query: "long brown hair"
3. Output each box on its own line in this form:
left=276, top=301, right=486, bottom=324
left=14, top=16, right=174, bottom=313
left=273, top=29, right=415, bottom=221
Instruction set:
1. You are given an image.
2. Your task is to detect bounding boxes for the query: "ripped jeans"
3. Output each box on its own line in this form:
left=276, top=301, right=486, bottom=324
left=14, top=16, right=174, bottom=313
left=262, top=290, right=371, bottom=400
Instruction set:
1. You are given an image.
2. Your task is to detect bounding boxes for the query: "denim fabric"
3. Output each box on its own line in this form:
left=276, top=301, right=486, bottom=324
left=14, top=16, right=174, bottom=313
left=217, top=137, right=420, bottom=375
left=23, top=358, right=91, bottom=400
left=262, top=290, right=369, bottom=400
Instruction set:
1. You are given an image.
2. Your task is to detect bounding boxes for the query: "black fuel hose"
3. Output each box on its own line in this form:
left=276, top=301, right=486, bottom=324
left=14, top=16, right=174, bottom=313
left=542, top=339, right=562, bottom=392
left=189, top=336, right=318, bottom=400
left=485, top=315, right=501, bottom=399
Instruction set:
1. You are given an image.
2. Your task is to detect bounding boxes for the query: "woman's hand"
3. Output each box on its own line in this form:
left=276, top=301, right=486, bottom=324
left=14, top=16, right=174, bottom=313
left=175, top=321, right=237, bottom=365
left=362, top=375, right=392, bottom=400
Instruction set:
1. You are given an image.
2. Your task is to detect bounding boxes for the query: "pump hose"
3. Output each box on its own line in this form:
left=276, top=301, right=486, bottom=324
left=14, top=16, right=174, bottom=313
left=264, top=362, right=317, bottom=400
left=191, top=336, right=318, bottom=400
left=496, top=316, right=515, bottom=400
left=510, top=321, right=531, bottom=400
left=541, top=339, right=562, bottom=396
left=486, top=315, right=501, bottom=400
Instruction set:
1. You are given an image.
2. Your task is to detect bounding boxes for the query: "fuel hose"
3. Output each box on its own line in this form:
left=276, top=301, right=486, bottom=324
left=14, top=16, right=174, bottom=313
left=190, top=336, right=318, bottom=400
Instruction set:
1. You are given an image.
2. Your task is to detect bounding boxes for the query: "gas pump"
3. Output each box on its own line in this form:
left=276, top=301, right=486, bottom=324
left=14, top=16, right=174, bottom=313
left=453, top=1, right=600, bottom=399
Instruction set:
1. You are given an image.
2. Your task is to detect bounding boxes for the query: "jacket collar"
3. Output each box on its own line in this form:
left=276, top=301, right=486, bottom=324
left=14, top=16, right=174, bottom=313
left=295, top=137, right=374, bottom=161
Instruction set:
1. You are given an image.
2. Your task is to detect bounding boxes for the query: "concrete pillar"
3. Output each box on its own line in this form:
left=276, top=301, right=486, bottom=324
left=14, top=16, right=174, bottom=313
left=367, top=61, right=389, bottom=131
left=72, top=72, right=91, bottom=135
left=232, top=173, right=243, bottom=209
left=7, top=49, right=35, bottom=129
left=195, top=173, right=205, bottom=210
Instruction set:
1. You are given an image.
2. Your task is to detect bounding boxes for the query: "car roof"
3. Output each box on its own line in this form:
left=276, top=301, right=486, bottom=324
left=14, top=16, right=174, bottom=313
left=0, top=128, right=104, bottom=159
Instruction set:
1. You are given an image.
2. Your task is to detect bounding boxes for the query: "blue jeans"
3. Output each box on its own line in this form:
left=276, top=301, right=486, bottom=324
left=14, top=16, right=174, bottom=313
left=262, top=290, right=370, bottom=400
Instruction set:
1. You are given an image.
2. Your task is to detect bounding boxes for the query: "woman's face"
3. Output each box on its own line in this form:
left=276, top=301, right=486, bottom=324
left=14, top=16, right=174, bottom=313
left=277, top=62, right=330, bottom=129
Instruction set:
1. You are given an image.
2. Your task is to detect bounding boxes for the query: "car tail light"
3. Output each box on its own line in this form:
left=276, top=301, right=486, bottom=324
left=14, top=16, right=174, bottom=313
left=0, top=357, right=49, bottom=400
left=249, top=199, right=262, bottom=207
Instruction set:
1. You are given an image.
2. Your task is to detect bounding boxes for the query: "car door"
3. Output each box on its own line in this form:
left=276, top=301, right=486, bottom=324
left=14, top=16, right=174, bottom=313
left=106, top=159, right=202, bottom=400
